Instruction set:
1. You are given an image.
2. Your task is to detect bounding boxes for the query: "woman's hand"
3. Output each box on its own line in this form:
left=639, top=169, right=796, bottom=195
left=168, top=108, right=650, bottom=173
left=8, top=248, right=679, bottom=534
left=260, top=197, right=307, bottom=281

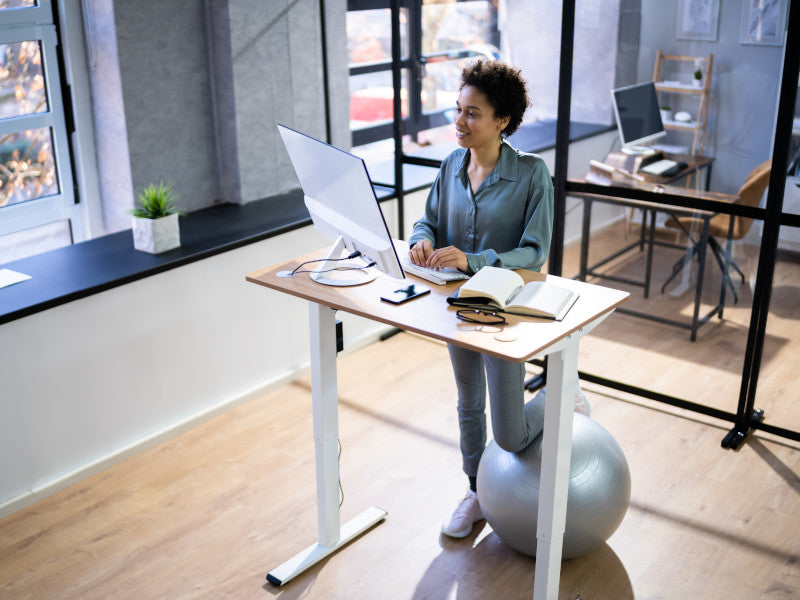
left=410, top=240, right=469, bottom=271
left=426, top=245, right=469, bottom=272
left=409, top=240, right=434, bottom=266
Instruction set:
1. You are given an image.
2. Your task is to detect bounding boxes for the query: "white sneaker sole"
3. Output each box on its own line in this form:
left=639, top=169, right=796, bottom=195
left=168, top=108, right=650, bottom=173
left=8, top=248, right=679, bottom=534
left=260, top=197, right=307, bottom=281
left=441, top=517, right=483, bottom=538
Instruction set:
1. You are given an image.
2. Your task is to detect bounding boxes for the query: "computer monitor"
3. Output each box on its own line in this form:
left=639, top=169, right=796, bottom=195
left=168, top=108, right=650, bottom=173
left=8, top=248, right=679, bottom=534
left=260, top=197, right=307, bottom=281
left=277, top=124, right=405, bottom=286
left=610, top=82, right=666, bottom=155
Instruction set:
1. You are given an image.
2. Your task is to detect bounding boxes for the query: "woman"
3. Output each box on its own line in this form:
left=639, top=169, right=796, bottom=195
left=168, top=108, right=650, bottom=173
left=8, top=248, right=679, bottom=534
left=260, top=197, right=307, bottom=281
left=408, top=59, right=554, bottom=538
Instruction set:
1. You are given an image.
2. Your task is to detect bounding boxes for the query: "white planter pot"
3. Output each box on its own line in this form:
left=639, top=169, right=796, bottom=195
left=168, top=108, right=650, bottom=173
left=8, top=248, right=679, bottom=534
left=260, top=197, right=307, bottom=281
left=659, top=109, right=672, bottom=124
left=132, top=213, right=181, bottom=254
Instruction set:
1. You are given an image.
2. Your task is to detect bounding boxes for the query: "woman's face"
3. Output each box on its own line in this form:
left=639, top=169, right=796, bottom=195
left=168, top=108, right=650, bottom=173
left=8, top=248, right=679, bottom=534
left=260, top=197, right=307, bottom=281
left=453, top=84, right=509, bottom=151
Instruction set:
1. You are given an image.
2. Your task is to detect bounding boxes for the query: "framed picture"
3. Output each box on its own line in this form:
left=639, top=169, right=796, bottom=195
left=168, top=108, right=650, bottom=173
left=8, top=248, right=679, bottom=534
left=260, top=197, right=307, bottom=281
left=676, top=0, right=720, bottom=41
left=740, top=0, right=787, bottom=45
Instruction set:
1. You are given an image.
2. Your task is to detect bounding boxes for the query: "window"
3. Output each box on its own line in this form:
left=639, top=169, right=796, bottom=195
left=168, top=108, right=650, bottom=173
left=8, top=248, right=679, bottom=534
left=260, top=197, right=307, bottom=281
left=0, top=0, right=79, bottom=259
left=346, top=0, right=499, bottom=151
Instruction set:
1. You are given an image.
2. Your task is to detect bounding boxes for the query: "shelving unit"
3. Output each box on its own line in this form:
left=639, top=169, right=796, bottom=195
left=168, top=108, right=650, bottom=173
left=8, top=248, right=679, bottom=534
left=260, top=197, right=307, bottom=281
left=653, top=51, right=713, bottom=155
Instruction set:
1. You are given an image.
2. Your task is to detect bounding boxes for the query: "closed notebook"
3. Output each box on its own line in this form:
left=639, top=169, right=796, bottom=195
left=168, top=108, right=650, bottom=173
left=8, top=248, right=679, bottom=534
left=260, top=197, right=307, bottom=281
left=447, top=266, right=578, bottom=321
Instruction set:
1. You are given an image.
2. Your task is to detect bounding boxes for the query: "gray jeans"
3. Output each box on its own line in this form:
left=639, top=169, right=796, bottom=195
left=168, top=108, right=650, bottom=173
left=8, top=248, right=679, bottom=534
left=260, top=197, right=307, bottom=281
left=448, top=343, right=546, bottom=477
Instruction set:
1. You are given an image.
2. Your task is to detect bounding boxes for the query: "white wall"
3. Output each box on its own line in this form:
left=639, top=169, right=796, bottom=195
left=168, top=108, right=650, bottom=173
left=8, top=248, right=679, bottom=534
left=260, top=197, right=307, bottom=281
left=637, top=1, right=785, bottom=194
left=0, top=221, right=395, bottom=516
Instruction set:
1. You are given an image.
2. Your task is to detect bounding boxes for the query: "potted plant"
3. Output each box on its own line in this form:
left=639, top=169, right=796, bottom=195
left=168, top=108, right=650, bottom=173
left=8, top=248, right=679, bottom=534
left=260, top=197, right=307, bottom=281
left=130, top=181, right=183, bottom=253
left=659, top=105, right=672, bottom=123
left=693, top=59, right=703, bottom=88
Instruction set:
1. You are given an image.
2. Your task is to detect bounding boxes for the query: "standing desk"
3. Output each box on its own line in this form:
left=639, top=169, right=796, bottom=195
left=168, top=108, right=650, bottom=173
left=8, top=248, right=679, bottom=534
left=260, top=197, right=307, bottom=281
left=246, top=249, right=628, bottom=599
left=572, top=176, right=738, bottom=340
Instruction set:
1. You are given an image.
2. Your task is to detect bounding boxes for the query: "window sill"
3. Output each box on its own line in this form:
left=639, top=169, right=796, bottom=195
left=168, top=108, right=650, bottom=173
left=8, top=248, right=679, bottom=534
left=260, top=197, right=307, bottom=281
left=0, top=190, right=316, bottom=325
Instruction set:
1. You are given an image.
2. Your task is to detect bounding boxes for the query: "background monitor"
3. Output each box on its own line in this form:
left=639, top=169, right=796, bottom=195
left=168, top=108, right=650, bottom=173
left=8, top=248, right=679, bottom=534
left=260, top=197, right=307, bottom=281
left=277, top=124, right=405, bottom=286
left=610, top=82, right=666, bottom=155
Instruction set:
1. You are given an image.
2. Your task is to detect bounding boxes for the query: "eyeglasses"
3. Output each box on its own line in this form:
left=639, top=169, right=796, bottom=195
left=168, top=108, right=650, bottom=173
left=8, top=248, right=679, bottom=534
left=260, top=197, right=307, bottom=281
left=456, top=309, right=506, bottom=326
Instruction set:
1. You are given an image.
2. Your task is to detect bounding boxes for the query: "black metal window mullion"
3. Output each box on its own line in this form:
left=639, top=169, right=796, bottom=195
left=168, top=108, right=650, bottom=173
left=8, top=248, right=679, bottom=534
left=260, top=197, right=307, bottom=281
left=723, top=0, right=800, bottom=450
left=391, top=0, right=404, bottom=231
left=549, top=0, right=575, bottom=278
left=407, top=0, right=423, bottom=143
left=51, top=1, right=79, bottom=207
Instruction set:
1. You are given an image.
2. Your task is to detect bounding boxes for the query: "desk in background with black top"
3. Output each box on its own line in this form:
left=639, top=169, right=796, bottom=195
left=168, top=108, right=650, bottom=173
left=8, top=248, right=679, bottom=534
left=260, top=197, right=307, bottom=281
left=576, top=152, right=714, bottom=307
left=603, top=152, right=715, bottom=294
left=571, top=176, right=737, bottom=341
left=603, top=150, right=714, bottom=190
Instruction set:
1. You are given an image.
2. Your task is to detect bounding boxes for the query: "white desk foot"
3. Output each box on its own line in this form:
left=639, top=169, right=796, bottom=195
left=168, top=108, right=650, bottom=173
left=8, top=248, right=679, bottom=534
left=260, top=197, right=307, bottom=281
left=266, top=505, right=387, bottom=586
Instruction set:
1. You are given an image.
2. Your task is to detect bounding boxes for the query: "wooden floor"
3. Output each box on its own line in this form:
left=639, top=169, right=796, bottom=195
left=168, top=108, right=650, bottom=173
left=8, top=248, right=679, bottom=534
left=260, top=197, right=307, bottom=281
left=2, top=223, right=800, bottom=600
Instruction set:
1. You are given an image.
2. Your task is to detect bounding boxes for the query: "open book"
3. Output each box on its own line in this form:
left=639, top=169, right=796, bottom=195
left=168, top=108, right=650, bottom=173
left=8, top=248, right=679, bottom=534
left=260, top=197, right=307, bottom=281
left=447, top=266, right=578, bottom=321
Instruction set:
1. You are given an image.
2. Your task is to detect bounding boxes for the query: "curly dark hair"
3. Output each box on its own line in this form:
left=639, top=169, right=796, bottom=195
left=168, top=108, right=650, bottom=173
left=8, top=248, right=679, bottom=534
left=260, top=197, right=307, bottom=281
left=460, top=59, right=530, bottom=137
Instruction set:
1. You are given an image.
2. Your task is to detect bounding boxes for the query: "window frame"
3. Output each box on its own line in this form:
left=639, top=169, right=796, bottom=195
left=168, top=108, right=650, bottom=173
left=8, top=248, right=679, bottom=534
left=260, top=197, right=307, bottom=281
left=0, top=0, right=52, bottom=26
left=0, top=0, right=81, bottom=242
left=347, top=0, right=499, bottom=148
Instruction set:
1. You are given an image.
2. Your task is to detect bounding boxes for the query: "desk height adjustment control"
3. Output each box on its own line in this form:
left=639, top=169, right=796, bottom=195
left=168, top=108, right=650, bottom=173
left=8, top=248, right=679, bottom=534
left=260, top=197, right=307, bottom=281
left=336, top=319, right=344, bottom=353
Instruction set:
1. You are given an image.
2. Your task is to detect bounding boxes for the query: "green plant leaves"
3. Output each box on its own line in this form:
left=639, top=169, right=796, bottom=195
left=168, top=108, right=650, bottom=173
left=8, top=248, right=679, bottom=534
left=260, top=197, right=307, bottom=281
left=129, top=181, right=182, bottom=219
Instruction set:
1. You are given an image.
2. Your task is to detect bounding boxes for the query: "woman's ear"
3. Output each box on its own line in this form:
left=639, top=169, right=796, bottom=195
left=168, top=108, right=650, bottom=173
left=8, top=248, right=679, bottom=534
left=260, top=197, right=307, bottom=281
left=496, top=115, right=511, bottom=135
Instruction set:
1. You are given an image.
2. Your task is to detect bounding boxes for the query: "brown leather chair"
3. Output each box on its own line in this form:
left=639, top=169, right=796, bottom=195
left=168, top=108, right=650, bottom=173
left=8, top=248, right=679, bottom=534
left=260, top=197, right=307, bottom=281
left=661, top=160, right=772, bottom=303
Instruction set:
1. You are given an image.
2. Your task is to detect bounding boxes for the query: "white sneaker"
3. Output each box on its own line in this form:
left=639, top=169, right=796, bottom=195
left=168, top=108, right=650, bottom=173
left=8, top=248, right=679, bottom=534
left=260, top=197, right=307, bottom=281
left=536, top=385, right=592, bottom=417
left=574, top=387, right=592, bottom=417
left=441, top=489, right=484, bottom=538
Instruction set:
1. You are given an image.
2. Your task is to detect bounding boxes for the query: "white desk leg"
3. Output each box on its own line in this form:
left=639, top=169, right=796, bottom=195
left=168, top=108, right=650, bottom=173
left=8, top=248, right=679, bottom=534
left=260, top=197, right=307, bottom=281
left=267, top=302, right=386, bottom=586
left=533, top=340, right=579, bottom=600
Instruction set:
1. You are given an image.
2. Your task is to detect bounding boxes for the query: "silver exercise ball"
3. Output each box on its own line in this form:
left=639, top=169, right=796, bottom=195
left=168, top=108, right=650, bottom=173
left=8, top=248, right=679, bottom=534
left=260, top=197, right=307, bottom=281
left=476, top=413, right=630, bottom=559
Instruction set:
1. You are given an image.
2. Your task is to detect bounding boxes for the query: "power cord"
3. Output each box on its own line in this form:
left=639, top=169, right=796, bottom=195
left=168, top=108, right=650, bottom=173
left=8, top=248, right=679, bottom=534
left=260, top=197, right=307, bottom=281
left=279, top=251, right=376, bottom=278
left=338, top=438, right=344, bottom=508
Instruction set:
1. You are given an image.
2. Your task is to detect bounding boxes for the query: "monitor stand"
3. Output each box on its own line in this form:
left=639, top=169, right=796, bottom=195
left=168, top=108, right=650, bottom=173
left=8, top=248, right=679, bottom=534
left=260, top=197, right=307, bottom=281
left=310, top=235, right=377, bottom=287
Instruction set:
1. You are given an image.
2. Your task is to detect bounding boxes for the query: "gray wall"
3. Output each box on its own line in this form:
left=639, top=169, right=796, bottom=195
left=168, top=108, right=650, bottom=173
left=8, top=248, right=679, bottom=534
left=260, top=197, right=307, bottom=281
left=114, top=1, right=218, bottom=211
left=500, top=1, right=634, bottom=126
left=227, top=0, right=350, bottom=202
left=638, top=1, right=785, bottom=193
left=109, top=0, right=348, bottom=215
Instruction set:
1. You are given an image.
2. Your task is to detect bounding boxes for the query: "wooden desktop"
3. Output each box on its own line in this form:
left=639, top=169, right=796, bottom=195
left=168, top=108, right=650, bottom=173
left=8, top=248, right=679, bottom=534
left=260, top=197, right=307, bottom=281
left=247, top=249, right=628, bottom=599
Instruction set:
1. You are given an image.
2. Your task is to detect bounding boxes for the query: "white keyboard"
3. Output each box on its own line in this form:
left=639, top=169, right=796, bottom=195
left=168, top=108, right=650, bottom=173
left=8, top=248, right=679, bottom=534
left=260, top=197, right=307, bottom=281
left=639, top=159, right=679, bottom=175
left=399, top=254, right=469, bottom=285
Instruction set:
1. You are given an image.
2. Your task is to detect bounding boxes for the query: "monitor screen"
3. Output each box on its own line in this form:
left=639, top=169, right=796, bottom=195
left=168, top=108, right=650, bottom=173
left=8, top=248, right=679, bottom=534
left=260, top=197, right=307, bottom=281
left=277, top=124, right=405, bottom=285
left=610, top=82, right=665, bottom=154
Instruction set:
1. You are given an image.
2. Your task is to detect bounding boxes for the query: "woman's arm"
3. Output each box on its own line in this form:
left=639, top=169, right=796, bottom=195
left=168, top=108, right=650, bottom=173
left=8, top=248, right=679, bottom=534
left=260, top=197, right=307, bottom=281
left=408, top=163, right=446, bottom=266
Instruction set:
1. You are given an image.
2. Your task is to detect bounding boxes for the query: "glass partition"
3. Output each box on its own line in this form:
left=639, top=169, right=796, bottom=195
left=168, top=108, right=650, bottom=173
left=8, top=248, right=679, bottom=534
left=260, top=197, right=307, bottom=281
left=563, top=1, right=788, bottom=430
left=380, top=0, right=797, bottom=444
left=754, top=55, right=800, bottom=438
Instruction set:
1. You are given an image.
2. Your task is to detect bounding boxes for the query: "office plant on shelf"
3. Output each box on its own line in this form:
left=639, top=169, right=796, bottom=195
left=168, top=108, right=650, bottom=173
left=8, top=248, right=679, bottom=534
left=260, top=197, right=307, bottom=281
left=129, top=181, right=183, bottom=254
left=693, top=58, right=703, bottom=88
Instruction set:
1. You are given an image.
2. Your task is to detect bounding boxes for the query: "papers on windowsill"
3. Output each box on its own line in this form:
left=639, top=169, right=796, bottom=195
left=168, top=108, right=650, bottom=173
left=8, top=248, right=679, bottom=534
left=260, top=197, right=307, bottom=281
left=0, top=268, right=32, bottom=290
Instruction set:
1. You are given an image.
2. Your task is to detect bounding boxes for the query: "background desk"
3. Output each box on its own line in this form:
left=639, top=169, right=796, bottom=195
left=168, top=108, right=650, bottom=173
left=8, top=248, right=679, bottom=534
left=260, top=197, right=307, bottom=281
left=247, top=251, right=628, bottom=599
left=571, top=177, right=737, bottom=340
left=604, top=151, right=714, bottom=189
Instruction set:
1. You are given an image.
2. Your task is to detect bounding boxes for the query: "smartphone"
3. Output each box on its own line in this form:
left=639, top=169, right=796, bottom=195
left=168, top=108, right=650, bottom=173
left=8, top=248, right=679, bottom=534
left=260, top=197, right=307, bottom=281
left=381, top=283, right=431, bottom=305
